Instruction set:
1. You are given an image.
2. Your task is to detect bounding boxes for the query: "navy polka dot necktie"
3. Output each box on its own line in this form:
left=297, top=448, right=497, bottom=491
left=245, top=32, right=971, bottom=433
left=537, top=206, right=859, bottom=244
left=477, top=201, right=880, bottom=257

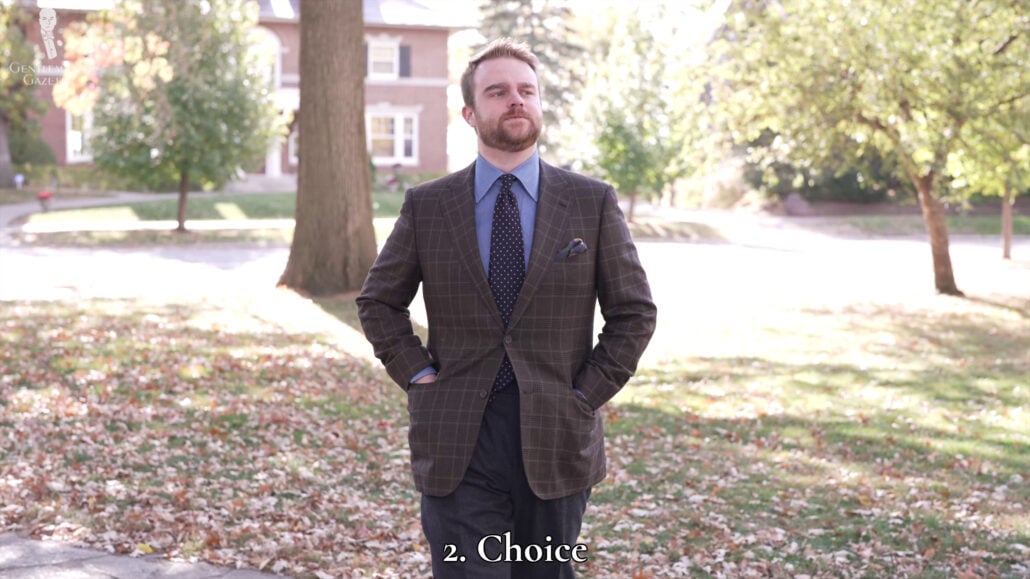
left=488, top=174, right=524, bottom=399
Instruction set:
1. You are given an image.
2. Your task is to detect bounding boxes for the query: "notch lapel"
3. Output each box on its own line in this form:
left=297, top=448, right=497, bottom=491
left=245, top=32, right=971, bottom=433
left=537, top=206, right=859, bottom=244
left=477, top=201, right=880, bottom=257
left=509, top=161, right=570, bottom=329
left=442, top=163, right=506, bottom=329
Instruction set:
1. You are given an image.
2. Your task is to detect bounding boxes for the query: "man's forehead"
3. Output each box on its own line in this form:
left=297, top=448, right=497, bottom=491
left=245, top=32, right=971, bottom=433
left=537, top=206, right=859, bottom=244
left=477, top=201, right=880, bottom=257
left=474, top=57, right=537, bottom=88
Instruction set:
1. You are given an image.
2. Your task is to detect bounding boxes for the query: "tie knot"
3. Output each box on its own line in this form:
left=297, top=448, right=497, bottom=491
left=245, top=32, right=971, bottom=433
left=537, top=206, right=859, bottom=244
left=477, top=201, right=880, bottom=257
left=499, top=174, right=517, bottom=192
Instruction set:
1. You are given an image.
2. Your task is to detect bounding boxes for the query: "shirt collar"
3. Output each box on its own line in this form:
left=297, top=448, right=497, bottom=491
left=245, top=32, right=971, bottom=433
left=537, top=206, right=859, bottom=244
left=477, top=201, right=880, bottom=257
left=474, top=151, right=540, bottom=204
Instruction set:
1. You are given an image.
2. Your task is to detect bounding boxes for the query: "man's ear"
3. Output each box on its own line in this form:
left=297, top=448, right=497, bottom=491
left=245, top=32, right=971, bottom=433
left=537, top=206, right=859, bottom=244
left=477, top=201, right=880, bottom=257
left=461, top=106, right=476, bottom=128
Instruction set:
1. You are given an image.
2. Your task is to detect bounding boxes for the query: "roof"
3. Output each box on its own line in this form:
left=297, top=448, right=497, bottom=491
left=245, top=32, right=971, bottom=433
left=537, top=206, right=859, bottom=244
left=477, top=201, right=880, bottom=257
left=12, top=0, right=474, bottom=29
left=14, top=0, right=115, bottom=9
left=257, top=0, right=474, bottom=28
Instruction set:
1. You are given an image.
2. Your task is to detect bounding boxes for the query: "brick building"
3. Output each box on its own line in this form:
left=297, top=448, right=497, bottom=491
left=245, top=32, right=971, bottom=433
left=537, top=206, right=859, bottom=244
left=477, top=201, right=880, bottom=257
left=17, top=0, right=465, bottom=179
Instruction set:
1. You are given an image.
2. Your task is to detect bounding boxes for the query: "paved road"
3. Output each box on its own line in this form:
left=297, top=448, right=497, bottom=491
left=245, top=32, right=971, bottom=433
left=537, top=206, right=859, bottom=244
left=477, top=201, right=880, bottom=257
left=3, top=230, right=1026, bottom=363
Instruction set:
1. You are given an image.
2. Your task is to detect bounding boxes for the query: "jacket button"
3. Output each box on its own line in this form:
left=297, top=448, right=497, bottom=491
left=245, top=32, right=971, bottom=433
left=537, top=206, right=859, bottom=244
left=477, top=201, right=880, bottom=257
left=504, top=336, right=512, bottom=345
left=479, top=390, right=488, bottom=399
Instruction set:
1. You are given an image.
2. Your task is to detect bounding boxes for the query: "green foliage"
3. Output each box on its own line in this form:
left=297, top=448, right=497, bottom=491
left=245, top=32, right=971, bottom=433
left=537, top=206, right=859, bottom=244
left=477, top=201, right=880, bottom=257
left=0, top=6, right=46, bottom=127
left=0, top=5, right=49, bottom=186
left=56, top=0, right=286, bottom=194
left=476, top=0, right=586, bottom=161
left=709, top=0, right=1028, bottom=292
left=18, top=163, right=149, bottom=192
left=9, top=122, right=56, bottom=167
left=590, top=11, right=686, bottom=213
left=946, top=93, right=1030, bottom=201
left=711, top=0, right=1029, bottom=193
left=741, top=130, right=906, bottom=203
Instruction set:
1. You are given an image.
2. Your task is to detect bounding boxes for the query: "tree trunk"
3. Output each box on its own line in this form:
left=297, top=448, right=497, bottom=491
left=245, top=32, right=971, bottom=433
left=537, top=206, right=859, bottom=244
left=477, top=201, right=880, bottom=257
left=1001, top=189, right=1013, bottom=260
left=176, top=168, right=189, bottom=232
left=0, top=117, right=14, bottom=189
left=912, top=171, right=962, bottom=296
left=278, top=0, right=376, bottom=296
left=627, top=192, right=638, bottom=224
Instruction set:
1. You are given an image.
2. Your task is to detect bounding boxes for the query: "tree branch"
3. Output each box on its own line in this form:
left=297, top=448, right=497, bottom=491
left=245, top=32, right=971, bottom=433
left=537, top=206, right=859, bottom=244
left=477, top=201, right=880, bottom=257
left=854, top=112, right=900, bottom=144
left=993, top=33, right=1019, bottom=56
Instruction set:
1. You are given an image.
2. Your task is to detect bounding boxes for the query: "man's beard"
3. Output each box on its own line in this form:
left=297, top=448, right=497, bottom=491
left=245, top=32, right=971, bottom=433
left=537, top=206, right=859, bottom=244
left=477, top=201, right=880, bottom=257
left=478, top=112, right=541, bottom=153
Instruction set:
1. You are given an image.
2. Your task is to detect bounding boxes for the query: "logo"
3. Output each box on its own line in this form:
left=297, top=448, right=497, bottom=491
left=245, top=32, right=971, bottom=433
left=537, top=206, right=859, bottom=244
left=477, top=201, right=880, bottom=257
left=39, top=7, right=58, bottom=60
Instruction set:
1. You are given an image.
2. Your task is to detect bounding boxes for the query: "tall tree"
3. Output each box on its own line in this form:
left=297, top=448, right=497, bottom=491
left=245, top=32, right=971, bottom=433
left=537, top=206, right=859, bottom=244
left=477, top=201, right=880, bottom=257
left=711, top=0, right=1029, bottom=295
left=948, top=100, right=1030, bottom=260
left=55, top=0, right=283, bottom=231
left=278, top=0, right=376, bottom=296
left=477, top=0, right=586, bottom=162
left=591, top=11, right=687, bottom=222
left=0, top=5, right=47, bottom=188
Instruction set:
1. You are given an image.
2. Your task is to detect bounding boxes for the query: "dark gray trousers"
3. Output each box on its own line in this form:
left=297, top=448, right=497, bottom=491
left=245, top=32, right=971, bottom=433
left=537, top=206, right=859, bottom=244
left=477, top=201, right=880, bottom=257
left=421, top=387, right=590, bottom=578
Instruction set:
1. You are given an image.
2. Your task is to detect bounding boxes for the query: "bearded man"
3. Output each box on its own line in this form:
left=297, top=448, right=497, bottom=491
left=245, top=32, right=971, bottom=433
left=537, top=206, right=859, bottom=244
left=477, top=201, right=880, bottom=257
left=357, top=38, right=656, bottom=578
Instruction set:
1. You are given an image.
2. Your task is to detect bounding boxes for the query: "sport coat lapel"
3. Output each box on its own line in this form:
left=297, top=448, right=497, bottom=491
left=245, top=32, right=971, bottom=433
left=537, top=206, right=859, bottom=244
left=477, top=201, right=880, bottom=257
left=509, top=161, right=570, bottom=329
left=442, top=163, right=506, bottom=329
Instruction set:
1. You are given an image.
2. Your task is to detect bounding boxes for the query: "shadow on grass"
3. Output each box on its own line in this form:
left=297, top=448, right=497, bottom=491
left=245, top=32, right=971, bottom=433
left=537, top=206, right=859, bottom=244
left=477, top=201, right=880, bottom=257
left=0, top=299, right=426, bottom=573
left=588, top=397, right=1028, bottom=576
left=964, top=295, right=1030, bottom=320
left=590, top=295, right=1029, bottom=573
left=313, top=294, right=428, bottom=346
left=2, top=295, right=1026, bottom=576
left=0, top=299, right=392, bottom=404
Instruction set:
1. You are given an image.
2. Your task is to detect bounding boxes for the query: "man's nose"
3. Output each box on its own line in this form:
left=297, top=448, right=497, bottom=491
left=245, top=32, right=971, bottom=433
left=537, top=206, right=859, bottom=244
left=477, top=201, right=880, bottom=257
left=508, top=92, right=525, bottom=108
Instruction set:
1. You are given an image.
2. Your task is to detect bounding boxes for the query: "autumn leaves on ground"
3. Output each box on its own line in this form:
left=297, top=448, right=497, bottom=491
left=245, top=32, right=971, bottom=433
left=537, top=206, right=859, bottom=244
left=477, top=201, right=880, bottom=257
left=1, top=282, right=1028, bottom=576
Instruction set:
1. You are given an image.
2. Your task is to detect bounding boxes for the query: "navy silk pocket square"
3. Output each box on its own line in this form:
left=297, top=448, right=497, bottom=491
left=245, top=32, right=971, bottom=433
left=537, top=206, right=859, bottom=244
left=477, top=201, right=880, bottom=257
left=556, top=238, right=588, bottom=259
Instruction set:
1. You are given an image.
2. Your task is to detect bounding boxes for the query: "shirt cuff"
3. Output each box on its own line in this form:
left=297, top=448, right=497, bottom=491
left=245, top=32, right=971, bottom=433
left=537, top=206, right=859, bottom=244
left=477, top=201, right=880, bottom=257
left=410, top=366, right=437, bottom=384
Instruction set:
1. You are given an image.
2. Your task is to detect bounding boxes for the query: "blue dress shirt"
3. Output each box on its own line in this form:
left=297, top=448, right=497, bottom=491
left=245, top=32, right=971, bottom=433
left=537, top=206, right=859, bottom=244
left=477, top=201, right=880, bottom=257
left=473, top=152, right=540, bottom=274
left=411, top=152, right=540, bottom=383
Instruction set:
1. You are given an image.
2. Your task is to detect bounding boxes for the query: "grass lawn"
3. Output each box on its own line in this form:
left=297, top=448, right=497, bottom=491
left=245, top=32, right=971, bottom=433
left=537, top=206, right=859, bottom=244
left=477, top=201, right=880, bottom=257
left=10, top=190, right=404, bottom=247
left=0, top=188, right=38, bottom=205
left=17, top=190, right=405, bottom=223
left=11, top=192, right=722, bottom=247
left=591, top=295, right=1028, bottom=577
left=841, top=214, right=1030, bottom=236
left=0, top=187, right=116, bottom=206
left=9, top=190, right=1027, bottom=249
left=1, top=281, right=1026, bottom=576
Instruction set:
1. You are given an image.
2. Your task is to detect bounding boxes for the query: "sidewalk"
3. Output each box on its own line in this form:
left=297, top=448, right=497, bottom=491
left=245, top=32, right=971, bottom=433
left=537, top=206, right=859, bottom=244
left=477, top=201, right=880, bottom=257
left=0, top=534, right=280, bottom=578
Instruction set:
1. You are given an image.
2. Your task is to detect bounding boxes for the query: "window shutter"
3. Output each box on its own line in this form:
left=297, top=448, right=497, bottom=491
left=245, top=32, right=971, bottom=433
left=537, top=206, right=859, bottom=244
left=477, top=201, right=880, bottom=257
left=364, top=43, right=368, bottom=77
left=399, top=45, right=411, bottom=77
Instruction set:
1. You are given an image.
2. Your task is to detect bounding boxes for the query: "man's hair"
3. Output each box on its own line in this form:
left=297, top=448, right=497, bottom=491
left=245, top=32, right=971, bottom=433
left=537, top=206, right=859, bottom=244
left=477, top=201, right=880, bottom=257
left=460, top=38, right=540, bottom=108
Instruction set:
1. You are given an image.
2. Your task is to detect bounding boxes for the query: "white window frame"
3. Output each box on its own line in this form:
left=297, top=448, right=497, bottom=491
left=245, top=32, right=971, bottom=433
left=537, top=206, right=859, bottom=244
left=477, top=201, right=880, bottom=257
left=366, top=109, right=419, bottom=167
left=65, top=110, right=93, bottom=163
left=366, top=35, right=401, bottom=80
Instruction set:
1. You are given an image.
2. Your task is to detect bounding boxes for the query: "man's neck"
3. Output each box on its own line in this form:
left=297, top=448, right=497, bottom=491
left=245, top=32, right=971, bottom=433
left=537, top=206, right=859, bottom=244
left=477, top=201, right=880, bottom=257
left=477, top=145, right=536, bottom=174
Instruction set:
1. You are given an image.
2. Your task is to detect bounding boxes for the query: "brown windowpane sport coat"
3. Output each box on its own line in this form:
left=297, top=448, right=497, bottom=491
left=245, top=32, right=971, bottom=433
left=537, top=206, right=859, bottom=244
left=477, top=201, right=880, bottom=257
left=356, top=160, right=657, bottom=500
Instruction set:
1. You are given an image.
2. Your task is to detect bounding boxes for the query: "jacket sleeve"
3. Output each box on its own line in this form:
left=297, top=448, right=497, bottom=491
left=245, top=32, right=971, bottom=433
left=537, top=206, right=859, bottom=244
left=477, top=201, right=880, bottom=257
left=356, top=189, right=435, bottom=389
left=573, top=185, right=657, bottom=410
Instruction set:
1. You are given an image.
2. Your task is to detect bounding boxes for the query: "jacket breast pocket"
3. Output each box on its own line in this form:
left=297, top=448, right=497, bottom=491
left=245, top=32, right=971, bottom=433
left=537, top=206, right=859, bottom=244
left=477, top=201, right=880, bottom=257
left=554, top=258, right=595, bottom=294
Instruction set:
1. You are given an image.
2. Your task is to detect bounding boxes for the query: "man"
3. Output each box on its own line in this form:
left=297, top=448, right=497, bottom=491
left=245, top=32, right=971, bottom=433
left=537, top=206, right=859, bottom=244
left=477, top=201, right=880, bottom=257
left=357, top=38, right=656, bottom=578
left=38, top=7, right=58, bottom=60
